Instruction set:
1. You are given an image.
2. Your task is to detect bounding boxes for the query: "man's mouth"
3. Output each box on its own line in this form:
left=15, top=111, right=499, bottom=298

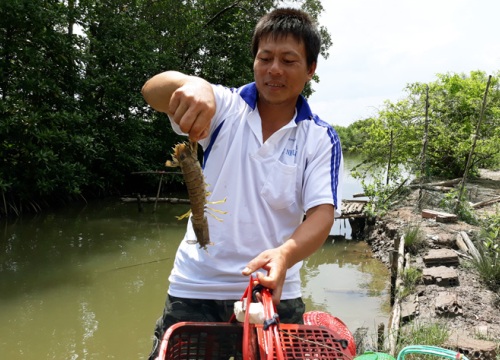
left=266, top=82, right=284, bottom=88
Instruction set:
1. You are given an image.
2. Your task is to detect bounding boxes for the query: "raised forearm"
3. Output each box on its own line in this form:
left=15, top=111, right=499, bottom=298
left=141, top=71, right=189, bottom=114
left=280, top=204, right=334, bottom=268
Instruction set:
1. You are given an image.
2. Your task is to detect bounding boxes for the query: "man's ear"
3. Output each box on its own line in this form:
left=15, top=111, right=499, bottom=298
left=307, top=62, right=317, bottom=80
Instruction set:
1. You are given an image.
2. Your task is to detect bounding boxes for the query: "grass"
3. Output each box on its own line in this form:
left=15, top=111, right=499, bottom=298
left=471, top=244, right=500, bottom=293
left=399, top=267, right=422, bottom=299
left=395, top=321, right=450, bottom=359
left=404, top=223, right=426, bottom=255
left=394, top=320, right=500, bottom=360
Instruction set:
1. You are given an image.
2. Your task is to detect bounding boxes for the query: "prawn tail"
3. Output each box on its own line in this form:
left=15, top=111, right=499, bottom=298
left=192, top=216, right=210, bottom=249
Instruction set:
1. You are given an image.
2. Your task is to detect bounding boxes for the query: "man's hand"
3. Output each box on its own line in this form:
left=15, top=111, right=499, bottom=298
left=168, top=80, right=215, bottom=142
left=242, top=247, right=288, bottom=305
left=141, top=71, right=215, bottom=141
left=242, top=204, right=334, bottom=305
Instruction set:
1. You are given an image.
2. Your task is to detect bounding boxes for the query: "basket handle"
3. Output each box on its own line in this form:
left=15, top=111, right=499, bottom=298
left=242, top=276, right=255, bottom=360
left=396, top=345, right=470, bottom=360
left=260, top=286, right=285, bottom=360
left=238, top=276, right=285, bottom=360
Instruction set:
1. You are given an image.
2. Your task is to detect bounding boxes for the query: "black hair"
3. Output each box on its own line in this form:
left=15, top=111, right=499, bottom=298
left=251, top=8, right=321, bottom=68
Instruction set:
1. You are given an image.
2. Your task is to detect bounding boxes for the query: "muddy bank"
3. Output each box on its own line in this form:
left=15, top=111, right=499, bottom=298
left=363, top=170, right=500, bottom=358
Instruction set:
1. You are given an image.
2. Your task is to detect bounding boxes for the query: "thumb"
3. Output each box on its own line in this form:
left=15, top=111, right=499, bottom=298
left=199, top=127, right=209, bottom=140
left=241, top=266, right=254, bottom=276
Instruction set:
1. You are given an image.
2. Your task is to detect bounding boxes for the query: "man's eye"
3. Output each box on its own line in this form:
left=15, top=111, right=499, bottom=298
left=259, top=57, right=270, bottom=62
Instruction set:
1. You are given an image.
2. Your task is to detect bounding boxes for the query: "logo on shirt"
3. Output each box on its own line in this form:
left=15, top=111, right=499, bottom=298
left=283, top=140, right=298, bottom=158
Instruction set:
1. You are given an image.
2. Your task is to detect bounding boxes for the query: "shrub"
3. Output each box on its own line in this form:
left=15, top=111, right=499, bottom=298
left=439, top=189, right=479, bottom=225
left=472, top=212, right=500, bottom=292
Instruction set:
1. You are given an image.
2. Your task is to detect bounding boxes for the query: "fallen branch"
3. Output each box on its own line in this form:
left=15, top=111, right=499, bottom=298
left=419, top=185, right=454, bottom=192
left=383, top=178, right=409, bottom=205
left=451, top=249, right=473, bottom=260
left=410, top=178, right=462, bottom=188
left=471, top=196, right=500, bottom=209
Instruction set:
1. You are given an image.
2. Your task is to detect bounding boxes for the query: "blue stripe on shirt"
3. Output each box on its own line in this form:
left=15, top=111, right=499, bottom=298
left=202, top=120, right=225, bottom=169
left=311, top=115, right=342, bottom=209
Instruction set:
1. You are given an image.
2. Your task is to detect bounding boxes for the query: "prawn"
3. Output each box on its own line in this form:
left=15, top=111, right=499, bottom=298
left=166, top=141, right=225, bottom=250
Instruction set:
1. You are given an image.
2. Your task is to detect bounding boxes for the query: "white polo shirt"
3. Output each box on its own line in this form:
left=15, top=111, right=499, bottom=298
left=168, top=82, right=343, bottom=300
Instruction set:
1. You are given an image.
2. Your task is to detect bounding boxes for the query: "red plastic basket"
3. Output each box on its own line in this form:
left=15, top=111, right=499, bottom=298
left=257, top=323, right=354, bottom=359
left=157, top=278, right=355, bottom=360
left=303, top=311, right=357, bottom=357
left=157, top=321, right=354, bottom=360
left=158, top=322, right=255, bottom=360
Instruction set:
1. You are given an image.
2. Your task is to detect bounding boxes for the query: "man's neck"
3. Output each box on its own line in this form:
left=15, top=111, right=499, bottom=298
left=258, top=100, right=296, bottom=142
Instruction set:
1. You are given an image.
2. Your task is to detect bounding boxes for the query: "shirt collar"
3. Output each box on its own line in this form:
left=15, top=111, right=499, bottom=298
left=238, top=82, right=313, bottom=122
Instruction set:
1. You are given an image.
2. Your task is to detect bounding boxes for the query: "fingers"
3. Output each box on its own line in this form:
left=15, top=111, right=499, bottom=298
left=169, top=87, right=214, bottom=141
left=242, top=250, right=286, bottom=305
left=256, top=271, right=283, bottom=305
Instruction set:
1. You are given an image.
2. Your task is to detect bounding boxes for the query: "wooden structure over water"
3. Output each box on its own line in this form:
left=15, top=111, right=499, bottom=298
left=122, top=196, right=368, bottom=218
left=336, top=199, right=369, bottom=240
left=338, top=199, right=368, bottom=219
left=123, top=196, right=369, bottom=238
left=128, top=170, right=369, bottom=220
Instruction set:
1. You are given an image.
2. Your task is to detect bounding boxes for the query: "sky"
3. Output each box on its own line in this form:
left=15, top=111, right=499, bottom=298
left=307, top=0, right=500, bottom=127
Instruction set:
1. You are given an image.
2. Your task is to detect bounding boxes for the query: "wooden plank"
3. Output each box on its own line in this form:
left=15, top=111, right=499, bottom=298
left=456, top=233, right=469, bottom=253
left=459, top=231, right=480, bottom=261
left=423, top=249, right=459, bottom=267
left=421, top=209, right=457, bottom=223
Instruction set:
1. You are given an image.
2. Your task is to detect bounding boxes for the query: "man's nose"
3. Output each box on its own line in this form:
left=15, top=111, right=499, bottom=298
left=268, top=59, right=283, bottom=75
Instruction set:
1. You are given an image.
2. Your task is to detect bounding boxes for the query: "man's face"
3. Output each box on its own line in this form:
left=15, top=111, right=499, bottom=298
left=253, top=35, right=316, bottom=108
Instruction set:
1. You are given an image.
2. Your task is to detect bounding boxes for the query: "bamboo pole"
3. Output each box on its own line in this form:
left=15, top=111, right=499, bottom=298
left=419, top=85, right=430, bottom=204
left=456, top=75, right=492, bottom=210
left=386, top=130, right=393, bottom=185
left=131, top=170, right=182, bottom=175
left=122, top=197, right=190, bottom=204
left=1, top=190, right=7, bottom=217
left=153, top=174, right=164, bottom=213
left=387, top=234, right=405, bottom=355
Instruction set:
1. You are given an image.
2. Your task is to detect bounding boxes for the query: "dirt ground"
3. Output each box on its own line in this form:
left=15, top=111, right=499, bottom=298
left=364, top=169, right=500, bottom=351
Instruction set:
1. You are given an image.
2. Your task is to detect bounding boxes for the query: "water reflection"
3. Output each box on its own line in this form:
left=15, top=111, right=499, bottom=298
left=301, top=237, right=390, bottom=333
left=0, top=198, right=389, bottom=359
left=331, top=152, right=369, bottom=238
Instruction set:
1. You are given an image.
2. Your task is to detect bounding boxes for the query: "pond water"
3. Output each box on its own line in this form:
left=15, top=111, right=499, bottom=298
left=0, top=154, right=390, bottom=359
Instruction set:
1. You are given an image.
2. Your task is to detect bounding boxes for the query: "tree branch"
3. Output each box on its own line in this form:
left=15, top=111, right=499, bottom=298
left=205, top=1, right=242, bottom=28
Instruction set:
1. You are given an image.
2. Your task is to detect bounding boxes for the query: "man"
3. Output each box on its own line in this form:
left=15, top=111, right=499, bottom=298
left=142, top=8, right=343, bottom=359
